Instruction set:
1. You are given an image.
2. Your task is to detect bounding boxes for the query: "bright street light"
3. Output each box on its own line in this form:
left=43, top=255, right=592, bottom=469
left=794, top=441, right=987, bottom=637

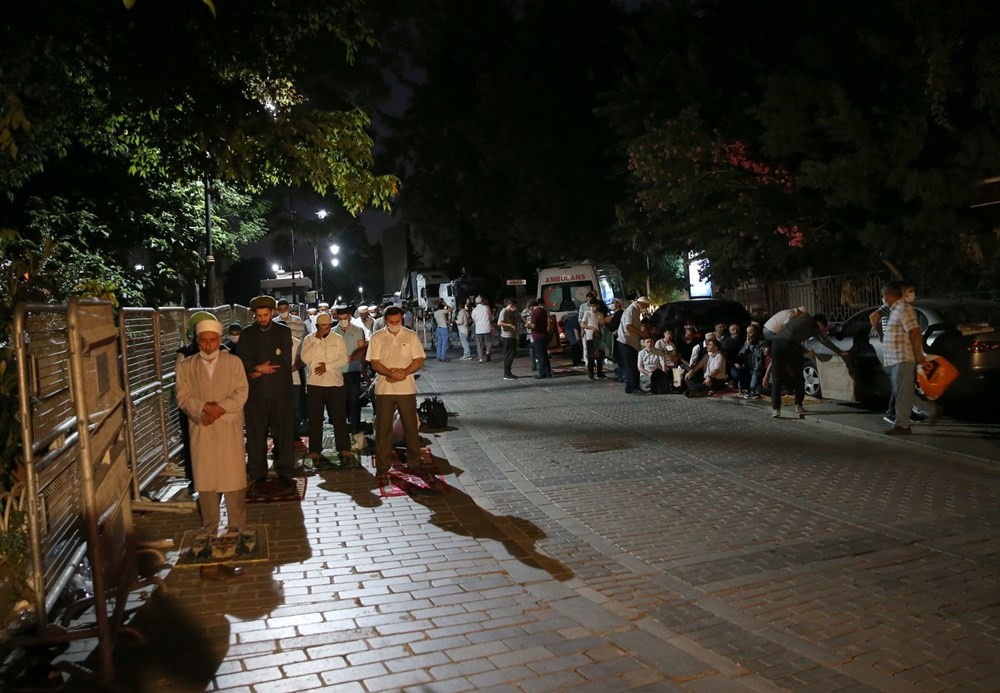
left=330, top=243, right=340, bottom=255
left=316, top=209, right=328, bottom=220
left=331, top=258, right=340, bottom=267
left=271, top=263, right=280, bottom=273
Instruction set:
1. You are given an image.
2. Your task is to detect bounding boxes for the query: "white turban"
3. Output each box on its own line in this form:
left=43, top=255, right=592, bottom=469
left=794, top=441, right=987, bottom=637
left=195, top=319, right=224, bottom=336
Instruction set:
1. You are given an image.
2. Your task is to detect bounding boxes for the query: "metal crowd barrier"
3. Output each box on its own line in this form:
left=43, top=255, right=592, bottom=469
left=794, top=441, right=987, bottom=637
left=13, top=303, right=86, bottom=627
left=119, top=308, right=169, bottom=494
left=10, top=299, right=148, bottom=684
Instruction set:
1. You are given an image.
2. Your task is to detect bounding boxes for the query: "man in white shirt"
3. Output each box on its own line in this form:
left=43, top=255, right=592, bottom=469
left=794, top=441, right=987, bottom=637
left=617, top=296, right=650, bottom=394
left=300, top=312, right=350, bottom=465
left=275, top=299, right=306, bottom=341
left=366, top=306, right=426, bottom=478
left=471, top=296, right=493, bottom=363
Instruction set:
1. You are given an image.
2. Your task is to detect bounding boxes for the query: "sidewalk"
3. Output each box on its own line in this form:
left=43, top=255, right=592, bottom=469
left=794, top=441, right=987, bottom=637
left=57, top=350, right=1000, bottom=691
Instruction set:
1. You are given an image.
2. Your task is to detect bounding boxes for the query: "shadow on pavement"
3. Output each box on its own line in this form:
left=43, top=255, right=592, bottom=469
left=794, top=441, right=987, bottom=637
left=410, top=485, right=574, bottom=582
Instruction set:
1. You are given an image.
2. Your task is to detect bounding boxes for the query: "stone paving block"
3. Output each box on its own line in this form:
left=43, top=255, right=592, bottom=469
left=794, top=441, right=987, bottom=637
left=428, top=656, right=499, bottom=680
left=466, top=664, right=535, bottom=688
left=319, top=662, right=389, bottom=687
left=518, top=669, right=589, bottom=692
left=213, top=666, right=284, bottom=689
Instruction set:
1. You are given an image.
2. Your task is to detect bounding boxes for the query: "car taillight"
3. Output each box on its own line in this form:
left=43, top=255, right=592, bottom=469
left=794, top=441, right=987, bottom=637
left=966, top=340, right=1000, bottom=353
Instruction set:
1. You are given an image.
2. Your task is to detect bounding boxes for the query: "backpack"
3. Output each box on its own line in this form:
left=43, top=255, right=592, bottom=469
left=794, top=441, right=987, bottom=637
left=418, top=397, right=448, bottom=430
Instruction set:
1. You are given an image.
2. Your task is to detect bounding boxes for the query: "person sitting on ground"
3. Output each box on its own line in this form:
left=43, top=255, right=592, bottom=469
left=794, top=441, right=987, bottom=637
left=638, top=337, right=669, bottom=393
left=654, top=329, right=681, bottom=390
left=721, top=323, right=743, bottom=386
left=685, top=338, right=728, bottom=395
left=738, top=322, right=766, bottom=399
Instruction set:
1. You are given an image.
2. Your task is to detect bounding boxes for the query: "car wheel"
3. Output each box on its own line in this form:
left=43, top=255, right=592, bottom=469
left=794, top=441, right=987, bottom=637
left=803, top=361, right=822, bottom=398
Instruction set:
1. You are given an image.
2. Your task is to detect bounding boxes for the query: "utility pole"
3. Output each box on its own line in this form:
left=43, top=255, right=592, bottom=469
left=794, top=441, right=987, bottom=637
left=204, top=170, right=215, bottom=306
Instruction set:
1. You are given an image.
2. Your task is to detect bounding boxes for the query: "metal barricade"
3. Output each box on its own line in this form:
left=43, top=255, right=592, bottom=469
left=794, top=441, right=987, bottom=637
left=13, top=304, right=86, bottom=627
left=233, top=303, right=251, bottom=327
left=9, top=299, right=148, bottom=685
left=158, top=307, right=187, bottom=461
left=66, top=297, right=138, bottom=683
left=119, top=308, right=169, bottom=494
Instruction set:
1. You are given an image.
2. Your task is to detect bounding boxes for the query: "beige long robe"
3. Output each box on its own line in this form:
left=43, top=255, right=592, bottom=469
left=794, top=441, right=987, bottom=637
left=176, top=350, right=249, bottom=493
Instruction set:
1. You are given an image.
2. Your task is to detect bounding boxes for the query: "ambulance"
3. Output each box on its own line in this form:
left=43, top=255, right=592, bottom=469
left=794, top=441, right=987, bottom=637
left=536, top=260, right=626, bottom=325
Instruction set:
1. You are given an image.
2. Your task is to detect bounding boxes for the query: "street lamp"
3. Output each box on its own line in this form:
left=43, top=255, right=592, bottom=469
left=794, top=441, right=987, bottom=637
left=314, top=209, right=329, bottom=301
left=358, top=286, right=364, bottom=303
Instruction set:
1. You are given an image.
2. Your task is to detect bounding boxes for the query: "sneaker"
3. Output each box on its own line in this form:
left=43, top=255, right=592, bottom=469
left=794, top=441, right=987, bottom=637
left=796, top=405, right=806, bottom=419
left=910, top=411, right=928, bottom=423
left=771, top=409, right=781, bottom=418
left=885, top=426, right=911, bottom=436
left=882, top=415, right=895, bottom=425
left=460, top=355, right=473, bottom=360
left=486, top=354, right=491, bottom=362
left=503, top=375, right=518, bottom=381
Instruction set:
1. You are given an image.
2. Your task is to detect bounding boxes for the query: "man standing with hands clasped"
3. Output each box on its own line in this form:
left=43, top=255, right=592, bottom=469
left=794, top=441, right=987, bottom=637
left=240, top=295, right=295, bottom=490
left=176, top=317, right=249, bottom=538
left=300, top=311, right=351, bottom=466
left=366, top=306, right=426, bottom=480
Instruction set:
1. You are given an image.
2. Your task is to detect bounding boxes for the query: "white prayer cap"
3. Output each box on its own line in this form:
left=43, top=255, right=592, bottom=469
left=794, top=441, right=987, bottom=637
left=195, top=319, right=224, bottom=336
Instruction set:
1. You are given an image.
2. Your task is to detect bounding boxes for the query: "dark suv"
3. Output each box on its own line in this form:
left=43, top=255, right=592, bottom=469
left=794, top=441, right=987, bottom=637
left=647, top=298, right=752, bottom=341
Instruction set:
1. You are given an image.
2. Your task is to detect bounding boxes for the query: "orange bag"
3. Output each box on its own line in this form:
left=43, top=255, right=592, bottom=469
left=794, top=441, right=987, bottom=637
left=917, top=355, right=959, bottom=401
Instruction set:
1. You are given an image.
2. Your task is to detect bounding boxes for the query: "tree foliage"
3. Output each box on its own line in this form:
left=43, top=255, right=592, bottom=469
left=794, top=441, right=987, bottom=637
left=616, top=0, right=1000, bottom=293
left=1, top=0, right=399, bottom=307
left=383, top=0, right=637, bottom=280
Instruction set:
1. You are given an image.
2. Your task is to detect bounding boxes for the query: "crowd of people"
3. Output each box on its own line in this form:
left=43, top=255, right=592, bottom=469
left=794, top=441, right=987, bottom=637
left=175, top=297, right=426, bottom=541
left=175, top=280, right=933, bottom=540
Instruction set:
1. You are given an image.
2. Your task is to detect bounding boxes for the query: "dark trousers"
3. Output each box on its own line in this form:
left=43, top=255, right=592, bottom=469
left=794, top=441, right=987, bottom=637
left=502, top=337, right=517, bottom=376
left=619, top=342, right=640, bottom=393
left=586, top=339, right=604, bottom=377
left=307, top=384, right=350, bottom=454
left=770, top=337, right=805, bottom=410
left=343, top=370, right=363, bottom=434
left=374, top=393, right=423, bottom=474
left=245, top=385, right=295, bottom=480
left=568, top=340, right=583, bottom=365
left=531, top=339, right=550, bottom=378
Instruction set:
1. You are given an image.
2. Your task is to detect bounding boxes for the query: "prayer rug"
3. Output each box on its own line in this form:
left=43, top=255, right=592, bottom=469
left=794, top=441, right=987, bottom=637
left=378, top=464, right=449, bottom=498
left=246, top=476, right=306, bottom=503
left=175, top=526, right=269, bottom=568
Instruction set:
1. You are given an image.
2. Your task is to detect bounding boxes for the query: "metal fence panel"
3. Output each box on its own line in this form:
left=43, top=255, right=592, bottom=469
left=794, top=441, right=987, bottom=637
left=14, top=304, right=88, bottom=627
left=157, top=307, right=187, bottom=459
left=67, top=298, right=136, bottom=683
left=119, top=308, right=169, bottom=492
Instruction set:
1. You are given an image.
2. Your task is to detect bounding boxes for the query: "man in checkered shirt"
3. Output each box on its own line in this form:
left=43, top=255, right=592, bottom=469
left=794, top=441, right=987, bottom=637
left=882, top=280, right=930, bottom=435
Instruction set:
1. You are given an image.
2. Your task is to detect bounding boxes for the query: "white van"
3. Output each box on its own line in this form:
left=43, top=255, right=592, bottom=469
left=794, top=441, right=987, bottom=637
left=536, top=260, right=626, bottom=324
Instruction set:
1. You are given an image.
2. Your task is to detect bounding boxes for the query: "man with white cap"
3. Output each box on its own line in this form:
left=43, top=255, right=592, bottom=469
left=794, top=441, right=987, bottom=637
left=300, top=311, right=351, bottom=465
left=617, top=296, right=651, bottom=394
left=176, top=317, right=249, bottom=537
left=356, top=305, right=375, bottom=335
left=241, top=295, right=296, bottom=488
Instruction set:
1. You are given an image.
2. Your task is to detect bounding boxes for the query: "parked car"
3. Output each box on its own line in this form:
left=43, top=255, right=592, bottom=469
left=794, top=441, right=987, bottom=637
left=647, top=298, right=752, bottom=342
left=805, top=298, right=1000, bottom=401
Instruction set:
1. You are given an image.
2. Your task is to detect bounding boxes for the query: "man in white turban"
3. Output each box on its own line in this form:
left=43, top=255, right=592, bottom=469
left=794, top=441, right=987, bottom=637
left=176, top=317, right=250, bottom=537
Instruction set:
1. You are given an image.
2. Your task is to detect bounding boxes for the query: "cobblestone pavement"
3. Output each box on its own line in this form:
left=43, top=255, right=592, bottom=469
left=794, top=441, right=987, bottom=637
left=59, top=351, right=1000, bottom=691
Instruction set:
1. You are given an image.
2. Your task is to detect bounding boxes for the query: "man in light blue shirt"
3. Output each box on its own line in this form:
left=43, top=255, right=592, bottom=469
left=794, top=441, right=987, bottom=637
left=334, top=305, right=369, bottom=450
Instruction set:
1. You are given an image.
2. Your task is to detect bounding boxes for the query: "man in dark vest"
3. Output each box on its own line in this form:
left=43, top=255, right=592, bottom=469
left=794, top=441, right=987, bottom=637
left=240, top=295, right=296, bottom=490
